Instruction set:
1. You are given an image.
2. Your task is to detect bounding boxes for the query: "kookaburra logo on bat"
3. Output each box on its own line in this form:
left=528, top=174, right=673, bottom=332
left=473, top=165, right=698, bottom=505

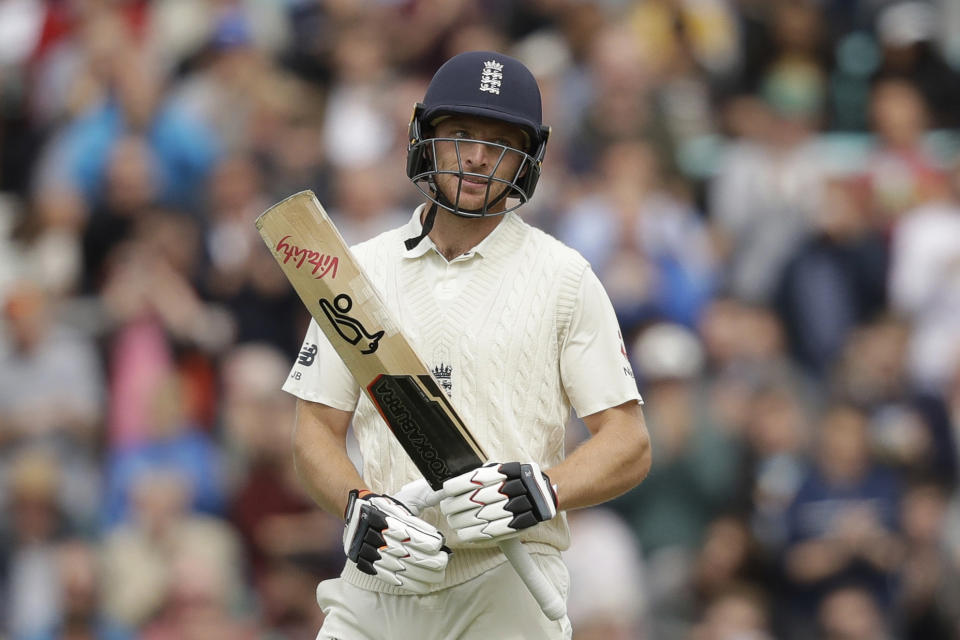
left=319, top=294, right=384, bottom=354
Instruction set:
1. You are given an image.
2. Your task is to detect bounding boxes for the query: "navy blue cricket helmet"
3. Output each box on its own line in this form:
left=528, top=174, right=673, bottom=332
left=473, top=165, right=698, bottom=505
left=406, top=51, right=551, bottom=218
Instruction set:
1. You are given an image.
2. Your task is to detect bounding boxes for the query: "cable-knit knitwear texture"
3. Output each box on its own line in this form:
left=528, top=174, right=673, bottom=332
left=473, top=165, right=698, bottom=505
left=343, top=213, right=588, bottom=592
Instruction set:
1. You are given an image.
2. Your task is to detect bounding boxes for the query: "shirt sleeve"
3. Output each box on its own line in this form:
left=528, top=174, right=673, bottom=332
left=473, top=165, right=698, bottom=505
left=281, top=318, right=361, bottom=412
left=560, top=267, right=643, bottom=418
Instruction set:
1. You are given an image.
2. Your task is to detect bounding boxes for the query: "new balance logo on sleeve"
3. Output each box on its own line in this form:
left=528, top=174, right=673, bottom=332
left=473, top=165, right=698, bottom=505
left=298, top=343, right=318, bottom=366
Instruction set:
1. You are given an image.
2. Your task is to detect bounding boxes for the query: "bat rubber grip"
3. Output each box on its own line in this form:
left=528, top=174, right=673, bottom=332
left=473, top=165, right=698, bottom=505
left=498, top=537, right=567, bottom=621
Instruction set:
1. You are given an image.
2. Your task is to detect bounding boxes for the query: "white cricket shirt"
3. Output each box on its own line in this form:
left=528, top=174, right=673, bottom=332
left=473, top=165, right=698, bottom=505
left=283, top=205, right=642, bottom=592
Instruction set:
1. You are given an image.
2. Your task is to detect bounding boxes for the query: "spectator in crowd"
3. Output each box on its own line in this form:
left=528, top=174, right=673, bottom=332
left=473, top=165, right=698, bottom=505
left=817, top=585, right=894, bottom=640
left=897, top=480, right=960, bottom=639
left=862, top=78, right=945, bottom=228
left=139, top=546, right=261, bottom=640
left=100, top=469, right=244, bottom=630
left=219, top=343, right=343, bottom=628
left=709, top=62, right=828, bottom=304
left=27, top=4, right=138, bottom=130
left=832, top=316, right=913, bottom=409
left=774, top=177, right=888, bottom=376
left=563, top=24, right=664, bottom=176
left=167, top=10, right=271, bottom=155
left=102, top=370, right=227, bottom=528
left=0, top=280, right=104, bottom=450
left=146, top=0, right=290, bottom=74
left=557, top=140, right=715, bottom=331
left=699, top=297, right=798, bottom=379
left=627, top=0, right=740, bottom=87
left=624, top=0, right=737, bottom=173
left=199, top=151, right=305, bottom=352
left=888, top=159, right=960, bottom=393
left=743, top=380, right=812, bottom=553
left=21, top=539, right=132, bottom=640
left=691, top=515, right=769, bottom=613
left=327, top=163, right=410, bottom=247
left=39, top=43, right=220, bottom=213
left=689, top=584, right=774, bottom=640
left=253, top=76, right=332, bottom=207
left=612, top=323, right=741, bottom=636
left=98, top=212, right=234, bottom=449
left=251, top=557, right=327, bottom=640
left=320, top=21, right=397, bottom=172
left=1, top=448, right=69, bottom=638
left=872, top=0, right=960, bottom=130
left=14, top=186, right=88, bottom=298
left=197, top=151, right=307, bottom=358
left=833, top=316, right=958, bottom=485
left=782, top=402, right=903, bottom=634
left=80, top=135, right=160, bottom=292
left=735, top=0, right=831, bottom=98
left=564, top=507, right=647, bottom=640
left=202, top=153, right=271, bottom=298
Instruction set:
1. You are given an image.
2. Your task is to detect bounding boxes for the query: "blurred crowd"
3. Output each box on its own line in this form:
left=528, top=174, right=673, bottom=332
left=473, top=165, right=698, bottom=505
left=0, top=0, right=959, bottom=639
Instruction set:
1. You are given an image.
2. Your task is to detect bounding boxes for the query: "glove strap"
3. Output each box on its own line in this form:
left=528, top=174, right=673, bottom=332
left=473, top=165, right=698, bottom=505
left=519, top=467, right=557, bottom=521
left=344, top=488, right=373, bottom=520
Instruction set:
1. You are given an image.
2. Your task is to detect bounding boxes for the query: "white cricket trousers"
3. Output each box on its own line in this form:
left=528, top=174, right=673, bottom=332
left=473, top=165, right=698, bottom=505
left=315, top=553, right=572, bottom=640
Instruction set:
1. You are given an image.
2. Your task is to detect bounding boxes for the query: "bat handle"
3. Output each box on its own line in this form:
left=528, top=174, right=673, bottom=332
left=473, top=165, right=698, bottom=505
left=401, top=482, right=567, bottom=621
left=498, top=537, right=567, bottom=621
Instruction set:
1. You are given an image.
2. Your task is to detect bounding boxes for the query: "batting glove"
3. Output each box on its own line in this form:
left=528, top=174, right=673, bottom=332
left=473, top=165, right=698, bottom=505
left=440, top=462, right=558, bottom=543
left=343, top=488, right=450, bottom=593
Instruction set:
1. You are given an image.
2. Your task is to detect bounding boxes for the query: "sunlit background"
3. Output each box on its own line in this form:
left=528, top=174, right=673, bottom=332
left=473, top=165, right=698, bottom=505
left=1, top=1, right=960, bottom=639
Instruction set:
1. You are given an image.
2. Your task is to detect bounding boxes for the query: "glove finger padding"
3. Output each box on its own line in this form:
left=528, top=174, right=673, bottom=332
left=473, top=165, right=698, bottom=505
left=440, top=462, right=558, bottom=543
left=442, top=463, right=508, bottom=496
left=441, top=483, right=510, bottom=515
left=343, top=490, right=450, bottom=593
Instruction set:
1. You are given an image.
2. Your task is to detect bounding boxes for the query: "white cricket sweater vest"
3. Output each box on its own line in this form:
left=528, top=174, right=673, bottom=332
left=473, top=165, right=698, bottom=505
left=343, top=211, right=588, bottom=593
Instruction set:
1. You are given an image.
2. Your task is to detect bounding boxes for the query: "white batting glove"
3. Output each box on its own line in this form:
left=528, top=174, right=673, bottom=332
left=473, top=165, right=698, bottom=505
left=343, top=489, right=450, bottom=593
left=440, top=462, right=558, bottom=543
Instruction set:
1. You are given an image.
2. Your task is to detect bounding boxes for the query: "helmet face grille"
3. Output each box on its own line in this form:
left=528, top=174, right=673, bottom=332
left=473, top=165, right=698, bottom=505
left=408, top=136, right=541, bottom=217
left=406, top=106, right=549, bottom=218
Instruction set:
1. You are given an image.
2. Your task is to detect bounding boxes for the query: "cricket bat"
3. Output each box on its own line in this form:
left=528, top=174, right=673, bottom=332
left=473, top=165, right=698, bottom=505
left=256, top=190, right=566, bottom=620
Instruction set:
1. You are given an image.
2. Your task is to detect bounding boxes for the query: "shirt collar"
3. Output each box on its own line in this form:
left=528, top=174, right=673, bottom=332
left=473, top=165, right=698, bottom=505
left=401, top=204, right=516, bottom=262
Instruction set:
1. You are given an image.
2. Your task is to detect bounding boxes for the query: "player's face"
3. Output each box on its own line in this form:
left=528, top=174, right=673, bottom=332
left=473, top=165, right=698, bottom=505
left=431, top=116, right=528, bottom=214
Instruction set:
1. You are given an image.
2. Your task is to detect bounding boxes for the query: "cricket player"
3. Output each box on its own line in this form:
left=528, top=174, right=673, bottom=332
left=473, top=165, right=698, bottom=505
left=283, top=50, right=651, bottom=639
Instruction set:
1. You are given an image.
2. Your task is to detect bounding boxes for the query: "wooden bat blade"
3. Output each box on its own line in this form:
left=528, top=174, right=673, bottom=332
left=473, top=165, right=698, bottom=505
left=255, top=190, right=487, bottom=480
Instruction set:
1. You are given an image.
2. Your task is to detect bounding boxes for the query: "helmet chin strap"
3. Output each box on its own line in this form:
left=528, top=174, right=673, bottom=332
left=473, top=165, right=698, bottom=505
left=404, top=202, right=439, bottom=251
left=404, top=176, right=512, bottom=250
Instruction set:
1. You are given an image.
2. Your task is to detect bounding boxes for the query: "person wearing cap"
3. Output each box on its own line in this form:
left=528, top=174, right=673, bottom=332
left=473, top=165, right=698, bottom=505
left=282, top=51, right=651, bottom=639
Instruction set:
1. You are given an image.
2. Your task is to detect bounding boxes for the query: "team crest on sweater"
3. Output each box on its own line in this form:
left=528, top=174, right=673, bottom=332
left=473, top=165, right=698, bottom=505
left=432, top=362, right=453, bottom=395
